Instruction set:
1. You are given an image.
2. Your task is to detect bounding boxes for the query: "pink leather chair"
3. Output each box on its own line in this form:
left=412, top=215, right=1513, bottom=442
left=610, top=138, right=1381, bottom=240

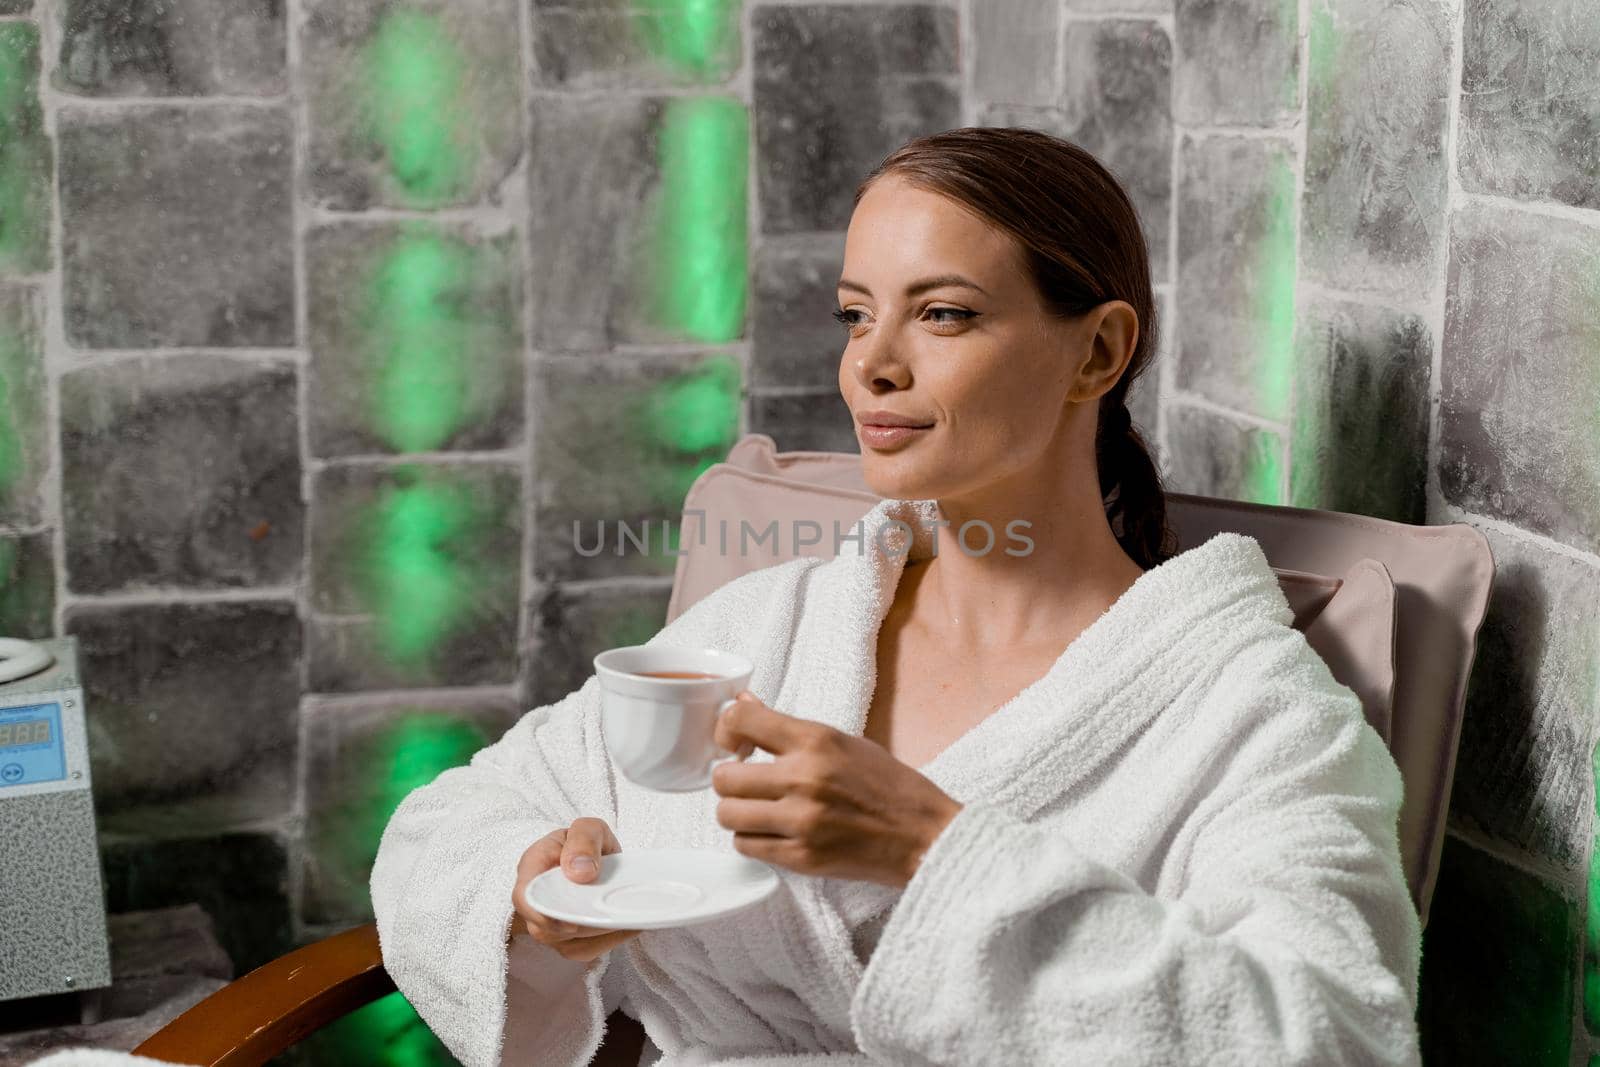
left=130, top=433, right=1495, bottom=1066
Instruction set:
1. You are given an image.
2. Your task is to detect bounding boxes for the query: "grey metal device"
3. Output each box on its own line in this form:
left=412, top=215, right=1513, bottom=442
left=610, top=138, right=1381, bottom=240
left=0, top=637, right=112, bottom=1001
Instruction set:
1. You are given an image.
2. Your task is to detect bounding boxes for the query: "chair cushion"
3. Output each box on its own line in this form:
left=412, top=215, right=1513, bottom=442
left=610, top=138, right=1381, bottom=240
left=670, top=434, right=1494, bottom=925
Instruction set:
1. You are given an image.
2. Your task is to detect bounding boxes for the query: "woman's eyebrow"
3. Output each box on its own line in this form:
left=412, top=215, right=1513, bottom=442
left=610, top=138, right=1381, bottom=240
left=836, top=274, right=989, bottom=298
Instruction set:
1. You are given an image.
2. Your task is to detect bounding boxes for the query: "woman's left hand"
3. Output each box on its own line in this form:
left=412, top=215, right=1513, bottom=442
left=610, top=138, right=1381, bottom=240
left=711, top=692, right=964, bottom=889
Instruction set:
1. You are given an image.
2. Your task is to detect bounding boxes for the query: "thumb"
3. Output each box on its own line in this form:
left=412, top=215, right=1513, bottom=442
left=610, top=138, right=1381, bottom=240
left=562, top=818, right=608, bottom=883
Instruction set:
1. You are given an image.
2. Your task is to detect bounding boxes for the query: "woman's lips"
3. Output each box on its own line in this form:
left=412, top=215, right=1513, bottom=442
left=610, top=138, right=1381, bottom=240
left=858, top=423, right=932, bottom=449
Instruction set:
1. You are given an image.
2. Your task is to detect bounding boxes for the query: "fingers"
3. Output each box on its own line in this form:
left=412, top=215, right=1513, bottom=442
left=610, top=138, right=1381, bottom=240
left=510, top=820, right=635, bottom=958
left=521, top=909, right=642, bottom=962
left=562, top=817, right=616, bottom=884
left=715, top=795, right=809, bottom=836
left=713, top=693, right=776, bottom=757
left=511, top=831, right=566, bottom=925
left=714, top=694, right=820, bottom=762
left=540, top=925, right=643, bottom=963
left=710, top=757, right=788, bottom=799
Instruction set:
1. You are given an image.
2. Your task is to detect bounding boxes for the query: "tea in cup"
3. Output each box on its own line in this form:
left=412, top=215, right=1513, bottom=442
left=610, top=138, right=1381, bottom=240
left=592, top=646, right=754, bottom=792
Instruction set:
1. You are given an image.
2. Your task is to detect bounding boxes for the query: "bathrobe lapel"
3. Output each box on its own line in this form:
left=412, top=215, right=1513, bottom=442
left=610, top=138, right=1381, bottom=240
left=769, top=497, right=1295, bottom=999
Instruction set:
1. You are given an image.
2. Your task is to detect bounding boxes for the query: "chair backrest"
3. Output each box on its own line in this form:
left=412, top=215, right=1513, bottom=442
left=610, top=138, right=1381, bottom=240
left=667, top=434, right=1495, bottom=926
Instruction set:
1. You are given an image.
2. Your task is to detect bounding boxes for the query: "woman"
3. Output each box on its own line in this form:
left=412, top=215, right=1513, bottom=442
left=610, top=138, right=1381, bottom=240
left=372, top=127, right=1423, bottom=1066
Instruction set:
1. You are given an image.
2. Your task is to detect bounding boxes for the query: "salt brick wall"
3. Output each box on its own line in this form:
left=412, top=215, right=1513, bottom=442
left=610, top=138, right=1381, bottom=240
left=0, top=0, right=1596, bottom=1063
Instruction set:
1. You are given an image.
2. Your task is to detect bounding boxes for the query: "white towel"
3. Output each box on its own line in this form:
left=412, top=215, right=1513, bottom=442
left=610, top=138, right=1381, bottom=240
left=371, top=496, right=1423, bottom=1067
left=22, top=1052, right=177, bottom=1066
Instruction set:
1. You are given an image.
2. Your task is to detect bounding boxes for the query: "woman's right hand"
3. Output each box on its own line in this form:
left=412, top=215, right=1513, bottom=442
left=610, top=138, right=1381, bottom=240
left=511, top=817, right=642, bottom=962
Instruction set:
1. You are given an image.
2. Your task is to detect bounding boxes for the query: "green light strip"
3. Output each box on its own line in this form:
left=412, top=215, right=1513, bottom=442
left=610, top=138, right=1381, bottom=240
left=361, top=475, right=478, bottom=666
left=1252, top=148, right=1298, bottom=425
left=351, top=6, right=484, bottom=675
left=637, top=353, right=741, bottom=509
left=637, top=0, right=740, bottom=81
left=632, top=0, right=748, bottom=562
left=1245, top=426, right=1284, bottom=506
left=650, top=96, right=749, bottom=343
left=1232, top=144, right=1296, bottom=507
left=365, top=227, right=473, bottom=453
left=0, top=23, right=48, bottom=273
left=329, top=7, right=515, bottom=1061
left=301, top=988, right=451, bottom=1067
left=360, top=9, right=471, bottom=205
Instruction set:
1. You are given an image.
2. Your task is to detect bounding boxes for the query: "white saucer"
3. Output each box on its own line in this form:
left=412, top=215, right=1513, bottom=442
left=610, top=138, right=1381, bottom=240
left=525, top=848, right=781, bottom=930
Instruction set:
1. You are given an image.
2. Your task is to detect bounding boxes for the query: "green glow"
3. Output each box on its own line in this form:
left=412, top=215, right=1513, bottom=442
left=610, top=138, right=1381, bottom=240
left=0, top=24, right=50, bottom=273
left=635, top=0, right=741, bottom=81
left=1590, top=854, right=1600, bottom=958
left=636, top=355, right=739, bottom=506
left=360, top=474, right=481, bottom=665
left=364, top=228, right=473, bottom=452
left=1252, top=150, right=1298, bottom=424
left=648, top=96, right=748, bottom=342
left=306, top=710, right=491, bottom=933
left=1245, top=427, right=1285, bottom=506
left=322, top=711, right=490, bottom=865
left=643, top=354, right=741, bottom=453
left=624, top=356, right=739, bottom=568
left=1306, top=0, right=1341, bottom=125
left=360, top=9, right=472, bottom=204
left=383, top=714, right=486, bottom=802
left=1586, top=957, right=1600, bottom=1034
left=300, top=990, right=453, bottom=1067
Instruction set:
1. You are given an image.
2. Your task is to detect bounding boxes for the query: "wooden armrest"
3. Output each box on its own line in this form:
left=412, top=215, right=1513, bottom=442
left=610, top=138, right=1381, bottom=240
left=132, top=921, right=649, bottom=1066
left=132, top=923, right=395, bottom=1067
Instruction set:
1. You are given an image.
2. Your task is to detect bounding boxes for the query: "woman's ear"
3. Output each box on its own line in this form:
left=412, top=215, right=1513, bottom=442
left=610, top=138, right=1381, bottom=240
left=1068, top=301, right=1139, bottom=403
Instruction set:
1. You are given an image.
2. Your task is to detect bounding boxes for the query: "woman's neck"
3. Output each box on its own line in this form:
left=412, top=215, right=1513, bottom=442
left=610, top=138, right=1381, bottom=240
left=908, top=494, right=1145, bottom=654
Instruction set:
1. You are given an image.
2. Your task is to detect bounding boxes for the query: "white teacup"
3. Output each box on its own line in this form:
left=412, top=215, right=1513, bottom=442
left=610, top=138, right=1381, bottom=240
left=593, top=646, right=754, bottom=792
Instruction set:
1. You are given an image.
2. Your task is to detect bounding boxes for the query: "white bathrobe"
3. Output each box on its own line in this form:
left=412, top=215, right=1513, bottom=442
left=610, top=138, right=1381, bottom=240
left=371, top=497, right=1423, bottom=1067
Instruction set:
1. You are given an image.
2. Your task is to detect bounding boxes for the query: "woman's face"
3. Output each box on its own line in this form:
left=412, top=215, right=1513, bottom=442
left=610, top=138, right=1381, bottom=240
left=836, top=174, right=1134, bottom=504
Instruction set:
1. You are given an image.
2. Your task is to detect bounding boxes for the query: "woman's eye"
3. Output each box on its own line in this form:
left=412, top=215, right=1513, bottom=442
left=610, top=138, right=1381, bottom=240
left=832, top=306, right=975, bottom=330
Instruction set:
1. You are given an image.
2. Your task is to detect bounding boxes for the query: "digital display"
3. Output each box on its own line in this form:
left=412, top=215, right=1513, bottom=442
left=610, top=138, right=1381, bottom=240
left=0, top=718, right=51, bottom=748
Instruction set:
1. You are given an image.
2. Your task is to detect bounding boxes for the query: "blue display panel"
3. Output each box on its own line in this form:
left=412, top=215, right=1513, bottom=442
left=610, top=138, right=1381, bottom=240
left=0, top=702, right=65, bottom=786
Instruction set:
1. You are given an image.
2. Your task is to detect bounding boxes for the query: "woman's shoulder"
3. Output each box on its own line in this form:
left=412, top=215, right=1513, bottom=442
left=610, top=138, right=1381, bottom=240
left=1183, top=619, right=1403, bottom=801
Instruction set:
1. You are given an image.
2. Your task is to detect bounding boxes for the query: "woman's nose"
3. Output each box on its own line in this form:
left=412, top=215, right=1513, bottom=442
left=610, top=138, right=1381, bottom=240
left=849, top=332, right=910, bottom=392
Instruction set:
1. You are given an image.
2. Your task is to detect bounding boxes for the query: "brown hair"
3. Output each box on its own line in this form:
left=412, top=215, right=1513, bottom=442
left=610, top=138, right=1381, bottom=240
left=854, top=126, right=1178, bottom=570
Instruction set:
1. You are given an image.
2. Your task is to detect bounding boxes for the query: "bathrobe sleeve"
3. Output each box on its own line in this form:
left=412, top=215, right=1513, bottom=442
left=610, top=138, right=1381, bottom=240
left=370, top=558, right=814, bottom=1067
left=369, top=675, right=620, bottom=1067
left=849, top=673, right=1423, bottom=1067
